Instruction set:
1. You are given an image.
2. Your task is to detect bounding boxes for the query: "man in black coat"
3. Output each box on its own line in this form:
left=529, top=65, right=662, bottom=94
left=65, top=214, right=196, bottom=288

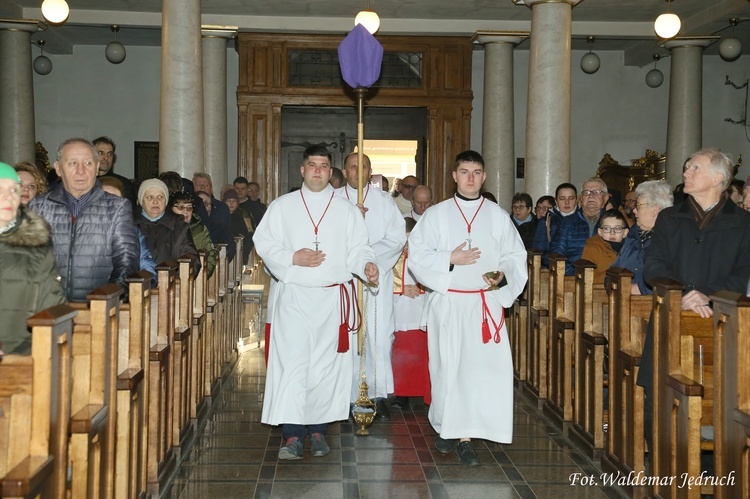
left=638, top=148, right=750, bottom=451
left=193, top=172, right=236, bottom=262
left=93, top=136, right=137, bottom=207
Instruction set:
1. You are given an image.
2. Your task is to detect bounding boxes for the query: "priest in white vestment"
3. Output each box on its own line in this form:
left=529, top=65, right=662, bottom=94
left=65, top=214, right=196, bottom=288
left=336, top=153, right=406, bottom=420
left=408, top=150, right=527, bottom=466
left=254, top=145, right=379, bottom=460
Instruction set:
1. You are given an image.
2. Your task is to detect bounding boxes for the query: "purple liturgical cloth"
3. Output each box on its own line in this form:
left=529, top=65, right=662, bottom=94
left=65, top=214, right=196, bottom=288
left=338, top=23, right=384, bottom=88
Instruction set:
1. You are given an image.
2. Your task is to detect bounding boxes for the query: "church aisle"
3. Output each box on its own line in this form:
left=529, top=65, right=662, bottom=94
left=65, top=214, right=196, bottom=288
left=169, top=349, right=625, bottom=499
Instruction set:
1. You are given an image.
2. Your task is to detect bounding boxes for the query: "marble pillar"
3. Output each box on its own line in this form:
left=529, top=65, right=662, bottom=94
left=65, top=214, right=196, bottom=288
left=517, top=0, right=582, bottom=203
left=473, top=32, right=527, bottom=208
left=0, top=20, right=39, bottom=164
left=159, top=0, right=204, bottom=179
left=664, top=38, right=713, bottom=187
left=202, top=27, right=236, bottom=189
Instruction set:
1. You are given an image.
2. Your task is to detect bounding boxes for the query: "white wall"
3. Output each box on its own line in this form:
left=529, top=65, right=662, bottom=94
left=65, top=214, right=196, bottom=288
left=33, top=44, right=239, bottom=180
left=471, top=47, right=750, bottom=206
left=33, top=42, right=748, bottom=193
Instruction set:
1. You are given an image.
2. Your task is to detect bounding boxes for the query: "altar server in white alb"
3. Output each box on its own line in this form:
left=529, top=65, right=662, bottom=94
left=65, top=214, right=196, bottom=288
left=254, top=145, right=379, bottom=461
left=408, top=150, right=527, bottom=466
left=336, top=152, right=406, bottom=420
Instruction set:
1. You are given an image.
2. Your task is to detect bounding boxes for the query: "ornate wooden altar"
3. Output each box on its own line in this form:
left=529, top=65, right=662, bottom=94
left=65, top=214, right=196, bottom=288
left=595, top=149, right=666, bottom=195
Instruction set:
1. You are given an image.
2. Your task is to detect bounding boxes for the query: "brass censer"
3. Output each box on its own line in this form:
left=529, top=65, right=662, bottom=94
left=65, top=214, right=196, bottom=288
left=352, top=381, right=376, bottom=435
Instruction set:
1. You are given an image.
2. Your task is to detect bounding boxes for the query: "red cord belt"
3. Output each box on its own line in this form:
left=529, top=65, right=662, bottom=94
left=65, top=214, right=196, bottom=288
left=326, top=280, right=360, bottom=353
left=446, top=288, right=505, bottom=344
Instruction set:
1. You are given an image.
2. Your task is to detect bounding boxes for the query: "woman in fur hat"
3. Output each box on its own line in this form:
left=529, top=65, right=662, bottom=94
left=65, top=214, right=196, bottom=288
left=0, top=162, right=66, bottom=355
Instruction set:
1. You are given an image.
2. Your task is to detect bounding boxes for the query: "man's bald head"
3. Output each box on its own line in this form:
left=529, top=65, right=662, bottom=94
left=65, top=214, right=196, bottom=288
left=412, top=185, right=432, bottom=215
left=400, top=175, right=419, bottom=201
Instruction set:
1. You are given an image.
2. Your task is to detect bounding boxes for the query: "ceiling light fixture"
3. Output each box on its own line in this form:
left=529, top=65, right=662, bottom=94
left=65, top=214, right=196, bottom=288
left=580, top=36, right=600, bottom=74
left=40, top=0, right=69, bottom=25
left=645, top=54, right=664, bottom=88
left=719, top=18, right=742, bottom=62
left=355, top=0, right=380, bottom=35
left=105, top=25, right=126, bottom=64
left=33, top=40, right=52, bottom=75
left=654, top=0, right=681, bottom=39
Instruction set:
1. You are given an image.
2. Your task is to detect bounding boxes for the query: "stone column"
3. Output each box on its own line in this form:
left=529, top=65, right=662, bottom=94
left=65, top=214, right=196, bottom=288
left=0, top=20, right=40, bottom=164
left=473, top=32, right=528, bottom=208
left=202, top=27, right=236, bottom=188
left=664, top=38, right=714, bottom=187
left=515, top=0, right=583, bottom=203
left=159, top=0, right=204, bottom=178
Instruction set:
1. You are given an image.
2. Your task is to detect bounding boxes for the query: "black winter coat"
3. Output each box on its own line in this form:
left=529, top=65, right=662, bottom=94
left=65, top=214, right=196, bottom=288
left=29, top=184, right=140, bottom=302
left=135, top=210, right=201, bottom=276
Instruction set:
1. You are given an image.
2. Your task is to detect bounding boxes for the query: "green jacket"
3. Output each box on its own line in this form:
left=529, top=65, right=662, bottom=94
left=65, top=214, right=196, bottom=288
left=0, top=206, right=66, bottom=354
left=190, top=214, right=216, bottom=277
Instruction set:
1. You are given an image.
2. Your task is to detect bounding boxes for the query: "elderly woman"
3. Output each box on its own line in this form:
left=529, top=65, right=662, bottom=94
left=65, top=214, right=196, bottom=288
left=0, top=162, right=66, bottom=355
left=170, top=191, right=216, bottom=277
left=135, top=179, right=200, bottom=276
left=13, top=161, right=48, bottom=205
left=610, top=180, right=673, bottom=295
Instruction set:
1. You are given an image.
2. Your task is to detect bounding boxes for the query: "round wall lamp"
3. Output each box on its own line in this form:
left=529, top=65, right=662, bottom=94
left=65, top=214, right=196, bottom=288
left=41, top=0, right=69, bottom=25
left=580, top=36, right=600, bottom=74
left=33, top=40, right=52, bottom=75
left=654, top=0, right=681, bottom=39
left=645, top=54, right=664, bottom=88
left=355, top=0, right=380, bottom=34
left=719, top=18, right=742, bottom=62
left=105, top=25, right=126, bottom=64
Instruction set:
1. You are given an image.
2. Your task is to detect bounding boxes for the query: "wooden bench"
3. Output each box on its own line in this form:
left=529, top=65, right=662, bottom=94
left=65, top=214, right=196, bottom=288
left=544, top=253, right=576, bottom=433
left=190, top=253, right=209, bottom=426
left=172, top=255, right=196, bottom=458
left=711, top=291, right=750, bottom=499
left=569, top=259, right=609, bottom=461
left=523, top=250, right=551, bottom=408
left=510, top=271, right=529, bottom=387
left=600, top=267, right=651, bottom=498
left=0, top=305, right=76, bottom=499
left=651, top=277, right=714, bottom=499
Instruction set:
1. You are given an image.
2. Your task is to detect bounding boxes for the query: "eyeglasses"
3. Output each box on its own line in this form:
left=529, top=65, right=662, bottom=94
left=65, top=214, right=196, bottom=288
left=173, top=204, right=194, bottom=212
left=402, top=184, right=418, bottom=190
left=634, top=202, right=653, bottom=210
left=600, top=226, right=626, bottom=234
left=581, top=189, right=606, bottom=197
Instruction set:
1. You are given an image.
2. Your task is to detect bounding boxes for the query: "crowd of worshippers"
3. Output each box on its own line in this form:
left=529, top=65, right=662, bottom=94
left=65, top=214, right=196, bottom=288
left=3, top=139, right=750, bottom=467
left=0, top=136, right=267, bottom=356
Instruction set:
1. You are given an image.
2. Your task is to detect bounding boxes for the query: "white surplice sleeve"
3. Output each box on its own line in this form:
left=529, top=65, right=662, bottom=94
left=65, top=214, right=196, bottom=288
left=345, top=205, right=377, bottom=282
left=253, top=197, right=296, bottom=283
left=407, top=206, right=453, bottom=295
left=489, top=212, right=528, bottom=307
left=370, top=194, right=406, bottom=274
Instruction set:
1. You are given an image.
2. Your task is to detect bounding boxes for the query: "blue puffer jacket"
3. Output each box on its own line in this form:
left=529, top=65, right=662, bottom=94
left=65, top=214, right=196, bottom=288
left=29, top=183, right=140, bottom=302
left=532, top=207, right=577, bottom=268
left=610, top=225, right=652, bottom=294
left=549, top=208, right=604, bottom=275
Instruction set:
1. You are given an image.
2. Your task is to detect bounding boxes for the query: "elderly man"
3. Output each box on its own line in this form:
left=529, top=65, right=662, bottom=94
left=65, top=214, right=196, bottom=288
left=394, top=175, right=419, bottom=215
left=29, top=138, right=139, bottom=301
left=549, top=178, right=609, bottom=275
left=194, top=172, right=235, bottom=262
left=92, top=136, right=136, bottom=206
left=638, top=148, right=750, bottom=451
left=337, top=152, right=406, bottom=420
left=407, top=184, right=432, bottom=221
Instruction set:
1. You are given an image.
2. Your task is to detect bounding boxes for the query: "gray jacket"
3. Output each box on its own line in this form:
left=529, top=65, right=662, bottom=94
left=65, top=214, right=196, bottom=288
left=29, top=183, right=139, bottom=301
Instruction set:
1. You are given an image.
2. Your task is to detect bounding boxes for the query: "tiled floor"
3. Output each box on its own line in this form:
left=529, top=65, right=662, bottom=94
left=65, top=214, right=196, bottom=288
left=169, top=349, right=626, bottom=499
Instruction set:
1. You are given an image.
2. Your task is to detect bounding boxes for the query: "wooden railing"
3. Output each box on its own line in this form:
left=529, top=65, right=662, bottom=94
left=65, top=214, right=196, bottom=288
left=0, top=237, right=256, bottom=498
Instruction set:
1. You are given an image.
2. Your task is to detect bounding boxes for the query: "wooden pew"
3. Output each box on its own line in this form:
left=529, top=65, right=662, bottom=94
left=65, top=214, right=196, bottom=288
left=569, top=259, right=609, bottom=461
left=68, top=285, right=123, bottom=499
left=711, top=291, right=750, bottom=498
left=204, top=245, right=223, bottom=403
left=543, top=253, right=576, bottom=433
left=0, top=305, right=76, bottom=499
left=172, top=255, right=196, bottom=457
left=115, top=272, right=151, bottom=499
left=523, top=250, right=551, bottom=408
left=651, top=277, right=714, bottom=499
left=510, top=277, right=529, bottom=387
left=600, top=267, right=651, bottom=499
left=190, top=253, right=209, bottom=426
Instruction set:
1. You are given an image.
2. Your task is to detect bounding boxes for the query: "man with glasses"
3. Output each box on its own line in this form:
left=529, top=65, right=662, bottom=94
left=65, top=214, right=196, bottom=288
left=549, top=177, right=609, bottom=275
left=394, top=175, right=419, bottom=215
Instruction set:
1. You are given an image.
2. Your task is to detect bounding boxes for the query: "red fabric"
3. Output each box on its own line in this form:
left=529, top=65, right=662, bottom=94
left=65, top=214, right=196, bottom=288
left=264, top=323, right=271, bottom=366
left=392, top=329, right=431, bottom=404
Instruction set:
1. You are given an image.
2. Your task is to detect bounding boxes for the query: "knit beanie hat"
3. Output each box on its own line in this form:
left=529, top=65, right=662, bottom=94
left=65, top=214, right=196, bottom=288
left=222, top=189, right=239, bottom=202
left=138, top=178, right=169, bottom=206
left=0, top=162, right=20, bottom=183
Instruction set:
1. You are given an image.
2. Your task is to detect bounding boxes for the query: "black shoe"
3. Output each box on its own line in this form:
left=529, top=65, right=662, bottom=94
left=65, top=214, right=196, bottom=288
left=456, top=441, right=480, bottom=466
left=435, top=436, right=458, bottom=454
left=373, top=398, right=390, bottom=421
left=390, top=396, right=409, bottom=410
